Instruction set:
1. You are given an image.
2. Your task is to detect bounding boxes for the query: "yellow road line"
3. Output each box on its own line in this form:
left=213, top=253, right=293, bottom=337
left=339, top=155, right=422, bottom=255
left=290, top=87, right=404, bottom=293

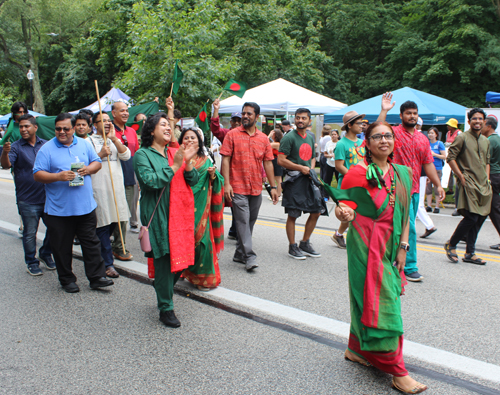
left=224, top=214, right=500, bottom=262
left=0, top=178, right=13, bottom=183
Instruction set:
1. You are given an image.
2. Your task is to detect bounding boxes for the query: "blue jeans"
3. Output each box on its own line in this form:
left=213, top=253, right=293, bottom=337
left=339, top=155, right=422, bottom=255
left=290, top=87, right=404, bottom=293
left=96, top=223, right=117, bottom=268
left=17, top=201, right=52, bottom=266
left=405, top=193, right=419, bottom=275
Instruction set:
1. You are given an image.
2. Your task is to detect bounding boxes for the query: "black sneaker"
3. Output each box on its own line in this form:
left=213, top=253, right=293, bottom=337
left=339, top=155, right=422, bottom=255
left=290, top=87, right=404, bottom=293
left=425, top=206, right=432, bottom=213
left=452, top=209, right=460, bottom=217
left=233, top=255, right=245, bottom=264
left=159, top=310, right=181, bottom=328
left=331, top=233, right=346, bottom=249
left=406, top=272, right=423, bottom=282
left=227, top=231, right=238, bottom=240
left=38, top=255, right=56, bottom=270
left=433, top=208, right=440, bottom=214
left=299, top=240, right=321, bottom=258
left=89, top=277, right=114, bottom=289
left=245, top=261, right=258, bottom=271
left=27, top=264, right=43, bottom=276
left=288, top=243, right=306, bottom=260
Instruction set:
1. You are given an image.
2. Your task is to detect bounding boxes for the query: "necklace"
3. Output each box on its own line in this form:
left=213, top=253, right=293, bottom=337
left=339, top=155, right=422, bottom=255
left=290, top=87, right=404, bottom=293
left=384, top=166, right=396, bottom=207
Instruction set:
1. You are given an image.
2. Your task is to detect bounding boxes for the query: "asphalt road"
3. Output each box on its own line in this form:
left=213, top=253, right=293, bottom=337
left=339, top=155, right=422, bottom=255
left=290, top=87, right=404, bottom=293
left=1, top=169, right=499, bottom=395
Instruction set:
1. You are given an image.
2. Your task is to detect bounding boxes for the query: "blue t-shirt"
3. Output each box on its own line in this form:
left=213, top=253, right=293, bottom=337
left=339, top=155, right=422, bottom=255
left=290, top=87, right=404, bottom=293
left=33, top=136, right=102, bottom=216
left=9, top=136, right=47, bottom=204
left=430, top=141, right=446, bottom=170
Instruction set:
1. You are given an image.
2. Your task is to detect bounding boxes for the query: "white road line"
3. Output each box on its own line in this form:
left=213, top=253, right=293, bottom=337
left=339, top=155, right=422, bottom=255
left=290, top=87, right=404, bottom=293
left=1, top=219, right=500, bottom=385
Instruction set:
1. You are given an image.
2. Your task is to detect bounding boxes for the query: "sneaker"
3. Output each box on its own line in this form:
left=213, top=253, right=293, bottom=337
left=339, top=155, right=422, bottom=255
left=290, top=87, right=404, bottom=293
left=288, top=243, right=306, bottom=260
left=26, top=264, right=43, bottom=276
left=38, top=255, right=56, bottom=270
left=227, top=232, right=238, bottom=240
left=433, top=208, right=440, bottom=214
left=331, top=233, right=346, bottom=249
left=299, top=240, right=321, bottom=258
left=159, top=310, right=181, bottom=328
left=425, top=206, right=432, bottom=213
left=73, top=236, right=80, bottom=245
left=113, top=251, right=133, bottom=261
left=18, top=227, right=23, bottom=238
left=129, top=225, right=140, bottom=234
left=406, top=272, right=423, bottom=282
left=245, top=261, right=258, bottom=272
left=233, top=256, right=245, bottom=264
left=452, top=209, right=460, bottom=217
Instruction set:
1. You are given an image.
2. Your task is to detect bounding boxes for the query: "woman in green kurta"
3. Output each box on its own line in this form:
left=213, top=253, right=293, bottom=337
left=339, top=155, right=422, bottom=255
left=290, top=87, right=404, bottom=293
left=179, top=128, right=224, bottom=291
left=133, top=113, right=198, bottom=328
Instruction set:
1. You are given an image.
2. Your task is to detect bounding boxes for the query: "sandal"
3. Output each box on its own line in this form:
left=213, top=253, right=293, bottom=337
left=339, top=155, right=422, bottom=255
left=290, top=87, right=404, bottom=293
left=462, top=254, right=486, bottom=265
left=392, top=378, right=428, bottom=394
left=344, top=350, right=372, bottom=367
left=444, top=241, right=458, bottom=263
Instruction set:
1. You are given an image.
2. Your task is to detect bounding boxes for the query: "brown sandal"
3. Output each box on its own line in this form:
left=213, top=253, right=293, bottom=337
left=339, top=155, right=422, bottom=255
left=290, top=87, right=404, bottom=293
left=392, top=378, right=428, bottom=394
left=344, top=350, right=372, bottom=367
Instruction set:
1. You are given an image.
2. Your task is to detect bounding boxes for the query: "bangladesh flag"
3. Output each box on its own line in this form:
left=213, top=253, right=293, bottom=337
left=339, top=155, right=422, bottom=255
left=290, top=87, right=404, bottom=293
left=172, top=60, right=183, bottom=95
left=223, top=79, right=247, bottom=98
left=195, top=102, right=210, bottom=133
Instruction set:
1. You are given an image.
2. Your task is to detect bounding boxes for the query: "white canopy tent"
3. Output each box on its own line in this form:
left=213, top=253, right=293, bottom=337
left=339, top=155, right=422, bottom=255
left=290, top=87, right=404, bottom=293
left=218, top=78, right=346, bottom=118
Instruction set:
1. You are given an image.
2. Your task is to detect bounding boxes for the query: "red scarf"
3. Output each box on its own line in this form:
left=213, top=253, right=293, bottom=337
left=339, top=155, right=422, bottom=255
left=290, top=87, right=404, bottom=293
left=147, top=147, right=195, bottom=277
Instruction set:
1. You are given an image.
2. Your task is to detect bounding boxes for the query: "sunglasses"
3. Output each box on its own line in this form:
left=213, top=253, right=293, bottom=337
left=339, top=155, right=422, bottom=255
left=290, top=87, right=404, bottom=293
left=55, top=127, right=72, bottom=132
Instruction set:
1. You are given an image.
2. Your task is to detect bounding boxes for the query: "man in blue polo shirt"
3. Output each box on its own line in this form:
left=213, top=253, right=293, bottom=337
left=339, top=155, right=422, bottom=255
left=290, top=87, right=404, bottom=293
left=1, top=114, right=55, bottom=276
left=33, top=113, right=113, bottom=293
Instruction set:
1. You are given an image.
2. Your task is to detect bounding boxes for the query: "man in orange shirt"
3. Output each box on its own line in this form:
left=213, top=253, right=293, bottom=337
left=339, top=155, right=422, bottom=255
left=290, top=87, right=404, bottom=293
left=220, top=102, right=278, bottom=272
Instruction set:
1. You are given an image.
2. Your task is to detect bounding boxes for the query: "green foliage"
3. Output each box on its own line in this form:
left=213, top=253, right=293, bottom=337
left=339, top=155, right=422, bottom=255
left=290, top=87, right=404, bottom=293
left=0, top=85, right=15, bottom=114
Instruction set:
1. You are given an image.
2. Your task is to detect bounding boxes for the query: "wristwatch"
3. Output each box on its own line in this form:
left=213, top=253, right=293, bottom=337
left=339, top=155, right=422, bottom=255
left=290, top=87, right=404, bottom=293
left=270, top=186, right=277, bottom=189
left=400, top=243, right=410, bottom=252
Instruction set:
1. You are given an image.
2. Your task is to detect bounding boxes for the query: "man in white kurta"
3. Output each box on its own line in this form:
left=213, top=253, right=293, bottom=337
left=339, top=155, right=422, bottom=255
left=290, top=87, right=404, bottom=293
left=89, top=112, right=131, bottom=278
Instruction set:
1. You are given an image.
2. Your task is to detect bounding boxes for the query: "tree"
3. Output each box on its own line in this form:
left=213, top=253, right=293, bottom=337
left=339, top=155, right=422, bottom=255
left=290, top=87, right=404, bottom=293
left=113, top=0, right=237, bottom=116
left=0, top=0, right=103, bottom=113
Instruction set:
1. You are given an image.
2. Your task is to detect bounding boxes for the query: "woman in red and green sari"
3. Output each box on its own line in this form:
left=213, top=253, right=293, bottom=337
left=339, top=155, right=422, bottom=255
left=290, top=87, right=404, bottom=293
left=335, top=122, right=427, bottom=394
left=180, top=128, right=224, bottom=291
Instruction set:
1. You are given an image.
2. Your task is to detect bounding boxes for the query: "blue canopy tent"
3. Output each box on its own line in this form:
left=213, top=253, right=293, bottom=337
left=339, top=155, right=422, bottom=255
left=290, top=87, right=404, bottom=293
left=486, top=91, right=500, bottom=103
left=324, top=87, right=467, bottom=125
left=69, top=87, right=133, bottom=114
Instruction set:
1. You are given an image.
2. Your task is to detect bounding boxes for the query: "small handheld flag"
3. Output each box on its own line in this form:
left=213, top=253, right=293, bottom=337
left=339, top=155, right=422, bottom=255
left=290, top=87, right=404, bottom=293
left=223, top=79, right=247, bottom=98
left=195, top=101, right=210, bottom=133
left=171, top=61, right=184, bottom=95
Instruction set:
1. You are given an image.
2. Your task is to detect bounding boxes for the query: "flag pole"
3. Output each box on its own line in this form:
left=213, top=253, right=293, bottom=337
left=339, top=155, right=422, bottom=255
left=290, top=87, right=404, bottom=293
left=217, top=91, right=224, bottom=100
left=170, top=83, right=174, bottom=97
left=94, top=80, right=126, bottom=255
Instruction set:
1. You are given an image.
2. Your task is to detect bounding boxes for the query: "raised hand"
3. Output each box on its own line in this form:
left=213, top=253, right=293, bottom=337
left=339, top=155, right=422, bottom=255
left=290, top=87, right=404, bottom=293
left=166, top=97, right=175, bottom=112
left=107, top=123, right=116, bottom=140
left=183, top=144, right=198, bottom=162
left=213, top=98, right=220, bottom=110
left=173, top=146, right=185, bottom=168
left=381, top=92, right=395, bottom=112
left=2, top=142, right=11, bottom=153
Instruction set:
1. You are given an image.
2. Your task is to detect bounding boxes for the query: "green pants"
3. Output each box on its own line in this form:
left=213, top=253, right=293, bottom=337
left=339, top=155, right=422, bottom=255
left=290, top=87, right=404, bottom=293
left=154, top=254, right=182, bottom=312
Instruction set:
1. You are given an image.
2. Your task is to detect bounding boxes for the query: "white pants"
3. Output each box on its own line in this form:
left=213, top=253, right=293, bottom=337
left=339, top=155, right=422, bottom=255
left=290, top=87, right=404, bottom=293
left=416, top=176, right=434, bottom=230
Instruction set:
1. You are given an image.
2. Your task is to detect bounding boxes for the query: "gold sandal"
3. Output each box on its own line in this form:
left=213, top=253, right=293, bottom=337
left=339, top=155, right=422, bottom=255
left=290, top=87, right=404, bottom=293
left=344, top=350, right=372, bottom=367
left=392, top=378, right=428, bottom=394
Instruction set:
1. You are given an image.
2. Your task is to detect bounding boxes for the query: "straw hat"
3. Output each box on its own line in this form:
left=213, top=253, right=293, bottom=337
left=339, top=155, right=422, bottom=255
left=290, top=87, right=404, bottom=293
left=446, top=118, right=458, bottom=128
left=341, top=111, right=365, bottom=130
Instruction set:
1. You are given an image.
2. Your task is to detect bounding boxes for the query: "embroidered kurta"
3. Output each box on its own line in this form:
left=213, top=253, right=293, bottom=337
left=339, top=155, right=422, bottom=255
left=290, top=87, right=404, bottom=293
left=88, top=135, right=131, bottom=228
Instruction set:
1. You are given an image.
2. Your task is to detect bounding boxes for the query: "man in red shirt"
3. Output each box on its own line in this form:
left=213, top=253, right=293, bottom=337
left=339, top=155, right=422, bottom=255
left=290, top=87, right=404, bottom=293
left=220, top=102, right=278, bottom=272
left=111, top=101, right=139, bottom=261
left=378, top=93, right=445, bottom=282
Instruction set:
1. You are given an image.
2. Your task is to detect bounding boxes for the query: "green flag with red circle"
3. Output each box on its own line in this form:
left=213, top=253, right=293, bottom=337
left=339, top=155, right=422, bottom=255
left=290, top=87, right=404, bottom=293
left=223, top=79, right=247, bottom=98
left=195, top=102, right=210, bottom=133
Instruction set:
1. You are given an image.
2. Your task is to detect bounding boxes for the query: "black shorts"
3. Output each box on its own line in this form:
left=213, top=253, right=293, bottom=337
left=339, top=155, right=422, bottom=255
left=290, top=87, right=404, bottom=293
left=285, top=208, right=321, bottom=218
left=272, top=157, right=283, bottom=177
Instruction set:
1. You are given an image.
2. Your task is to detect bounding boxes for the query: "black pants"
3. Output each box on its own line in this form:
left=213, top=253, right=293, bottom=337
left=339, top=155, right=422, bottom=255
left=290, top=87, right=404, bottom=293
left=320, top=155, right=338, bottom=198
left=489, top=174, right=500, bottom=236
left=44, top=209, right=106, bottom=286
left=449, top=209, right=487, bottom=254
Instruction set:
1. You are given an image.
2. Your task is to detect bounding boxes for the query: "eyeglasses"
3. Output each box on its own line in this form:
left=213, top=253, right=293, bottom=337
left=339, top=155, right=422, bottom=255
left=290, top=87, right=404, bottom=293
left=369, top=133, right=394, bottom=141
left=55, top=127, right=72, bottom=132
left=354, top=121, right=365, bottom=126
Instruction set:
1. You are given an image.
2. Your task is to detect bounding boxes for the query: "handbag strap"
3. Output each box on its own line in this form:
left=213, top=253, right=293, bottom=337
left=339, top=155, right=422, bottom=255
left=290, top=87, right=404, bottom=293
left=146, top=187, right=166, bottom=229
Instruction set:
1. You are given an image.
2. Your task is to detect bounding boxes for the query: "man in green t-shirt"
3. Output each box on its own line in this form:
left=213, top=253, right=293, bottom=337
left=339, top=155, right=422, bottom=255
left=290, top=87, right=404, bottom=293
left=482, top=116, right=500, bottom=249
left=331, top=111, right=366, bottom=249
left=278, top=108, right=322, bottom=260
